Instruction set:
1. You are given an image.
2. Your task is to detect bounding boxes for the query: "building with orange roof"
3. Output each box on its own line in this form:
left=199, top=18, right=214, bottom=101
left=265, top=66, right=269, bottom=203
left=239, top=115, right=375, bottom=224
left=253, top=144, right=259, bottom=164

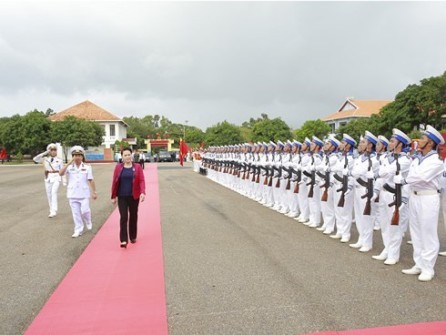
left=322, top=98, right=392, bottom=132
left=49, top=100, right=128, bottom=161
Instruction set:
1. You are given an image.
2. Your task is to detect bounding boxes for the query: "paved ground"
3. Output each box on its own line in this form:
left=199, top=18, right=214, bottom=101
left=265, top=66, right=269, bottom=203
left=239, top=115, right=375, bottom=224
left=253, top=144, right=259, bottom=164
left=160, top=165, right=446, bottom=335
left=1, top=162, right=446, bottom=335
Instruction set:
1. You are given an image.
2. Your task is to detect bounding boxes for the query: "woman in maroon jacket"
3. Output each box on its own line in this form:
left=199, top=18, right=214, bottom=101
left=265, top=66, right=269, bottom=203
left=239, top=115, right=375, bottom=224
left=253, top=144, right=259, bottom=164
left=111, top=148, right=146, bottom=248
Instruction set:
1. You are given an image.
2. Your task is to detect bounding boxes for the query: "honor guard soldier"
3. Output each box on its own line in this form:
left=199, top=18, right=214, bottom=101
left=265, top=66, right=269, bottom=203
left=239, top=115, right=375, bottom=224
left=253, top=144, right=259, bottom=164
left=372, top=129, right=411, bottom=265
left=59, top=146, right=98, bottom=238
left=33, top=143, right=64, bottom=218
left=317, top=135, right=340, bottom=235
left=263, top=141, right=276, bottom=208
left=258, top=142, right=270, bottom=205
left=296, top=137, right=312, bottom=224
left=285, top=140, right=302, bottom=218
left=252, top=143, right=264, bottom=202
left=271, top=141, right=284, bottom=212
left=373, top=135, right=389, bottom=231
left=305, top=136, right=324, bottom=228
left=330, top=134, right=356, bottom=243
left=399, top=125, right=444, bottom=281
left=440, top=155, right=446, bottom=257
left=350, top=131, right=380, bottom=253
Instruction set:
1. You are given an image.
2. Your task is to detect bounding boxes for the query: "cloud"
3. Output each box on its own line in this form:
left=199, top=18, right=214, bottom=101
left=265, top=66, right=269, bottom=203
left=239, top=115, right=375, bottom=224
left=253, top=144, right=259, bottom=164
left=1, top=1, right=446, bottom=130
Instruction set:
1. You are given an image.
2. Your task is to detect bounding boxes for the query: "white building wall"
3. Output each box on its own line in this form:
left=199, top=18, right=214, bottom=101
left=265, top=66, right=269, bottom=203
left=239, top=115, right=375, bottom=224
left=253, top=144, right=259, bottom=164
left=98, top=121, right=127, bottom=149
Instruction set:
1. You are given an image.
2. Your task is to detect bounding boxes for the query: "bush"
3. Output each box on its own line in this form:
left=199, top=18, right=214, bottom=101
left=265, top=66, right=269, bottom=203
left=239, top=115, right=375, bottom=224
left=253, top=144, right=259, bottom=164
left=16, top=152, right=23, bottom=162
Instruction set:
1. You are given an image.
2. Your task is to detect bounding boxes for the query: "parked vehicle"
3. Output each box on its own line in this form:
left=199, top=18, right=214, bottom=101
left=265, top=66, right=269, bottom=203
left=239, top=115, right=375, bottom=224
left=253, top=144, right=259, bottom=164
left=158, top=151, right=173, bottom=162
left=140, top=150, right=154, bottom=162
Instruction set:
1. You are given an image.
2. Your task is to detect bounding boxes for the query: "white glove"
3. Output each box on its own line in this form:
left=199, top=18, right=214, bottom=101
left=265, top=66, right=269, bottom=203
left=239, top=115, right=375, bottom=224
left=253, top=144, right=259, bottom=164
left=342, top=168, right=349, bottom=176
left=366, top=170, right=374, bottom=179
left=309, top=165, right=315, bottom=172
left=399, top=203, right=406, bottom=211
left=344, top=188, right=351, bottom=196
left=394, top=175, right=403, bottom=184
left=319, top=180, right=325, bottom=187
left=371, top=192, right=378, bottom=202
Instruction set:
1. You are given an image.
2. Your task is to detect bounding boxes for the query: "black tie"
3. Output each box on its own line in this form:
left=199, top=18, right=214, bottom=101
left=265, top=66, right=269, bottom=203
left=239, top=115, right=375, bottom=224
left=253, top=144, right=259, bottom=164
left=51, top=158, right=54, bottom=162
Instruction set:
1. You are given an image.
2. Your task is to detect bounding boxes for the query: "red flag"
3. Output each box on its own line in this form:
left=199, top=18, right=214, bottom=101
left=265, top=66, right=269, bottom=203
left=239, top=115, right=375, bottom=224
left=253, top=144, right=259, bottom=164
left=179, top=139, right=188, bottom=166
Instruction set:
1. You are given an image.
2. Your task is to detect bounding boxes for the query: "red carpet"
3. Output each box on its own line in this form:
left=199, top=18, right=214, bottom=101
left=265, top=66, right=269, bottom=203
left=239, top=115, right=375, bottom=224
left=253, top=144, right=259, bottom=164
left=302, top=321, right=446, bottom=335
left=25, top=164, right=168, bottom=335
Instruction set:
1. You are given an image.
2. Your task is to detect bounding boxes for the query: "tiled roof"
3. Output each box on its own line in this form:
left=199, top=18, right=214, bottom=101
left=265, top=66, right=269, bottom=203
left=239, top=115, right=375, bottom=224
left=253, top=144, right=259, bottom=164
left=49, top=100, right=123, bottom=122
left=322, top=99, right=392, bottom=122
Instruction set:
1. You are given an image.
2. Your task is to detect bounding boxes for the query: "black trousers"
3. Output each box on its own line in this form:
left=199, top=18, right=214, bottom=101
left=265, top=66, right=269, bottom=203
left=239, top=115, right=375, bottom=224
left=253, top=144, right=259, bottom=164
left=118, top=196, right=140, bottom=243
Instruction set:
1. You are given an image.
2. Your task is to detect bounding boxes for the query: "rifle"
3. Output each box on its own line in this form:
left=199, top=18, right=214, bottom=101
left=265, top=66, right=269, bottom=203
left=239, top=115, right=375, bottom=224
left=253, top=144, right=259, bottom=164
left=284, top=153, right=293, bottom=190
left=254, top=154, right=261, bottom=183
left=306, top=155, right=316, bottom=198
left=293, top=154, right=302, bottom=193
left=263, top=166, right=270, bottom=185
left=362, top=154, right=374, bottom=216
left=337, top=153, right=348, bottom=207
left=319, top=156, right=330, bottom=202
left=267, top=152, right=275, bottom=186
left=274, top=166, right=282, bottom=188
left=251, top=165, right=257, bottom=182
left=283, top=167, right=292, bottom=190
left=268, top=166, right=273, bottom=187
left=317, top=171, right=330, bottom=202
left=389, top=154, right=401, bottom=225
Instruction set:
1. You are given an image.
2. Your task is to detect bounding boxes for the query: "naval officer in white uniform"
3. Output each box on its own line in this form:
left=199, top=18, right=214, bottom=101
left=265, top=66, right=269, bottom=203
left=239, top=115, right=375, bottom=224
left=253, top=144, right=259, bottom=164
left=399, top=125, right=444, bottom=281
left=33, top=143, right=64, bottom=218
left=59, top=146, right=98, bottom=238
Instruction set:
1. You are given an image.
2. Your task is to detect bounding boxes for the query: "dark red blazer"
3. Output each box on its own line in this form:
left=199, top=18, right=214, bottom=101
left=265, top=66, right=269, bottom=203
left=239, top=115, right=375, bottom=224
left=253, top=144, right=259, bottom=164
left=111, top=163, right=146, bottom=200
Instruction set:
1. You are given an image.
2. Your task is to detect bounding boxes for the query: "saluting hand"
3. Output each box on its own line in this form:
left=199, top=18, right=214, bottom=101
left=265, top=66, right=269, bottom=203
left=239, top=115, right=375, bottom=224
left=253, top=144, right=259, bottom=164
left=140, top=194, right=145, bottom=202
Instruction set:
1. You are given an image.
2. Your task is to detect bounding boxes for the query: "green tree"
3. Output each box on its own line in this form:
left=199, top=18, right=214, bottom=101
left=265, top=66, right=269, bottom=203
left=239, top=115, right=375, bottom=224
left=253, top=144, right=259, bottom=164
left=50, top=116, right=104, bottom=159
left=251, top=117, right=293, bottom=142
left=294, top=119, right=331, bottom=142
left=0, top=110, right=51, bottom=155
left=377, top=71, right=446, bottom=135
left=205, top=121, right=244, bottom=146
left=124, top=116, right=153, bottom=139
left=241, top=113, right=270, bottom=129
left=185, top=127, right=205, bottom=147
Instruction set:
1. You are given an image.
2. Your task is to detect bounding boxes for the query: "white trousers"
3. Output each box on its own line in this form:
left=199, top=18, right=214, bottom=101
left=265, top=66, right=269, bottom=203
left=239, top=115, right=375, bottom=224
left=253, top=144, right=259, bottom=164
left=297, top=183, right=309, bottom=220
left=308, top=185, right=321, bottom=225
left=289, top=182, right=300, bottom=214
left=408, top=193, right=440, bottom=276
left=69, top=198, right=92, bottom=234
left=378, top=190, right=408, bottom=261
left=320, top=186, right=335, bottom=231
left=45, top=179, right=60, bottom=213
left=334, top=186, right=354, bottom=240
left=353, top=187, right=375, bottom=249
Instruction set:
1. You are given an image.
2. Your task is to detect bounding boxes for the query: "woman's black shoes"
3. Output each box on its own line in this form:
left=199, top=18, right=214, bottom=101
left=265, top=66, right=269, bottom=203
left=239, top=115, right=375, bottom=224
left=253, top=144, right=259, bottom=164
left=130, top=239, right=137, bottom=244
left=120, top=242, right=127, bottom=248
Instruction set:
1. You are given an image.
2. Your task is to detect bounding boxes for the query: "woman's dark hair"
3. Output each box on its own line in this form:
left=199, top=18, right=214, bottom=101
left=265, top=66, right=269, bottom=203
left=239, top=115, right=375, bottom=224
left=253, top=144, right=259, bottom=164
left=121, top=147, right=132, bottom=154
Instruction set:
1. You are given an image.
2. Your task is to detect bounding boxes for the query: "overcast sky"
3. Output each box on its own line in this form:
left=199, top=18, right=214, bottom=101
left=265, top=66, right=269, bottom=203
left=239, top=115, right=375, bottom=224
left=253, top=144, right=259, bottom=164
left=1, top=1, right=446, bottom=131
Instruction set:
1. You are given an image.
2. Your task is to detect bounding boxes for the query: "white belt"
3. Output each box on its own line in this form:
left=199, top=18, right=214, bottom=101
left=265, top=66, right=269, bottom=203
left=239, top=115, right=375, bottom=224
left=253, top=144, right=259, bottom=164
left=412, top=189, right=440, bottom=196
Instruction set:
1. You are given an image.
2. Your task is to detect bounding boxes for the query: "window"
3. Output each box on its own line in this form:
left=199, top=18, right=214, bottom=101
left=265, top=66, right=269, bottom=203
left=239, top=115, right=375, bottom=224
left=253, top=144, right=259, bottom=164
left=110, top=125, right=115, bottom=137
